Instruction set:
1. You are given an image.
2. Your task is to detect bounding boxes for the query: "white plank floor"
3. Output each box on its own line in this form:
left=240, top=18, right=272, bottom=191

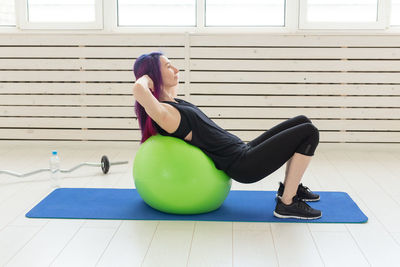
left=0, top=141, right=399, bottom=267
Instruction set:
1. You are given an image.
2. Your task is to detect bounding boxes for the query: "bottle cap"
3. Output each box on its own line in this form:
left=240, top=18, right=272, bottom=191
left=52, top=151, right=57, bottom=155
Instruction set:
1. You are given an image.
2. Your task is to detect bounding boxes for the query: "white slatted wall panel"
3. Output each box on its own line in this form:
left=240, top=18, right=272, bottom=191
left=189, top=34, right=400, bottom=143
left=0, top=34, right=186, bottom=141
left=0, top=34, right=399, bottom=143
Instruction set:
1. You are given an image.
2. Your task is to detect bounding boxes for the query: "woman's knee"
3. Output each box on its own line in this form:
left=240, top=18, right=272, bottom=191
left=304, top=123, right=320, bottom=144
left=294, top=115, right=312, bottom=124
left=296, top=123, right=319, bottom=156
left=304, top=123, right=319, bottom=136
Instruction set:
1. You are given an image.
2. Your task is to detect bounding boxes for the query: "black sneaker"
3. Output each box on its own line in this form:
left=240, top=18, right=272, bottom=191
left=277, top=182, right=320, bottom=202
left=274, top=195, right=322, bottom=220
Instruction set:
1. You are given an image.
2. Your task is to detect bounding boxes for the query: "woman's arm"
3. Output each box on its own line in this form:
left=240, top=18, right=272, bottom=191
left=133, top=75, right=166, bottom=123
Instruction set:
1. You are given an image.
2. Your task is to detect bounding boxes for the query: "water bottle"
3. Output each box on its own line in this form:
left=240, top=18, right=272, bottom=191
left=50, top=150, right=61, bottom=188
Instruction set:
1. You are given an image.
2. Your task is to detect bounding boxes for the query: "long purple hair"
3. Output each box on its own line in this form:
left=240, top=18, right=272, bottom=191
left=133, top=52, right=164, bottom=143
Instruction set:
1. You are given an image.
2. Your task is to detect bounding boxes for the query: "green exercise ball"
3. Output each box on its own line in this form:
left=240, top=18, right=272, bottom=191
left=133, top=134, right=232, bottom=214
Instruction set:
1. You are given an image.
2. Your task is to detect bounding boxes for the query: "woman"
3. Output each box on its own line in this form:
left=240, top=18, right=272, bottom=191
left=133, top=52, right=322, bottom=220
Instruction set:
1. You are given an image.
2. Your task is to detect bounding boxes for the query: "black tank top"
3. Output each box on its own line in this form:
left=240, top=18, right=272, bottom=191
left=152, top=98, right=248, bottom=171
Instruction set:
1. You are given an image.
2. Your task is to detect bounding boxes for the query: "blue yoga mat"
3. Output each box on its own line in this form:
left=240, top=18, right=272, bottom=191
left=26, top=188, right=368, bottom=223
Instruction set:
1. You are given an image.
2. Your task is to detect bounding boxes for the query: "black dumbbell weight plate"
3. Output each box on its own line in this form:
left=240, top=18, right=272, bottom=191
left=101, top=155, right=110, bottom=174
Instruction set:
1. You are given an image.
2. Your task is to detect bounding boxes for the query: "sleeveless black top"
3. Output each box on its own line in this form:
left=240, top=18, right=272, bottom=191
left=152, top=98, right=248, bottom=171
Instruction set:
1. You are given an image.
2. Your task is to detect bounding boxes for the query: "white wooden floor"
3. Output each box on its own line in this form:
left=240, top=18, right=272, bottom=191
left=0, top=141, right=399, bottom=267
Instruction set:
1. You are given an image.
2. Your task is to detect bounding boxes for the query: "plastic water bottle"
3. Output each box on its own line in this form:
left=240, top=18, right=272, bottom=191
left=50, top=150, right=61, bottom=188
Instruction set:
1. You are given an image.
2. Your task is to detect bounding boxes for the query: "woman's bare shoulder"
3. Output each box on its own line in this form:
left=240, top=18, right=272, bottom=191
left=158, top=102, right=181, bottom=134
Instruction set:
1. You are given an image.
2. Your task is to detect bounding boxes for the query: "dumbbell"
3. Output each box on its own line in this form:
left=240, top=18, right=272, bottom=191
left=0, top=155, right=128, bottom=178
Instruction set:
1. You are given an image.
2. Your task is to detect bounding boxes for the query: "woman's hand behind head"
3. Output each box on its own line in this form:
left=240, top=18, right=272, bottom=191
left=136, top=74, right=154, bottom=92
left=143, top=75, right=154, bottom=92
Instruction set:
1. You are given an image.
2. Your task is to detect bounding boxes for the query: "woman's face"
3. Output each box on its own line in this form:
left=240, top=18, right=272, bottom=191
left=159, top=55, right=179, bottom=88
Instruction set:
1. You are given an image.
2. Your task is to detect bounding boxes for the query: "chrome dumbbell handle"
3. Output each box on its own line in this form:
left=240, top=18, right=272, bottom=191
left=0, top=168, right=51, bottom=178
left=0, top=156, right=128, bottom=178
left=59, top=160, right=128, bottom=174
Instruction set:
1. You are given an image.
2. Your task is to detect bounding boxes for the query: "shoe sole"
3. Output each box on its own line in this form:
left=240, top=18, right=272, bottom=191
left=276, top=194, right=320, bottom=202
left=273, top=211, right=322, bottom=220
left=302, top=197, right=320, bottom=202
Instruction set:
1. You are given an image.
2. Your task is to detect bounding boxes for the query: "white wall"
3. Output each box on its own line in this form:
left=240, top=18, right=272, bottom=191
left=0, top=33, right=399, bottom=143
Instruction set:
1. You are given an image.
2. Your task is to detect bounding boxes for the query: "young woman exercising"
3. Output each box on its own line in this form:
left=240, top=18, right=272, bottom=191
left=132, top=52, right=322, bottom=220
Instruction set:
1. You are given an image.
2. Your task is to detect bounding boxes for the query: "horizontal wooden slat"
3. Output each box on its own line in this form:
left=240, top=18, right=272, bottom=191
left=0, top=129, right=398, bottom=143
left=81, top=59, right=184, bottom=70
left=0, top=95, right=134, bottom=106
left=190, top=34, right=400, bottom=47
left=191, top=95, right=400, bottom=107
left=200, top=107, right=400, bottom=119
left=191, top=59, right=400, bottom=72
left=0, top=59, right=81, bottom=70
left=0, top=47, right=184, bottom=58
left=2, top=34, right=400, bottom=47
left=0, top=83, right=187, bottom=95
left=190, top=84, right=400, bottom=96
left=0, top=59, right=185, bottom=70
left=1, top=117, right=398, bottom=131
left=213, top=119, right=400, bottom=131
left=2, top=106, right=399, bottom=119
left=1, top=95, right=397, bottom=107
left=0, top=129, right=139, bottom=140
left=0, top=34, right=186, bottom=46
left=0, top=106, right=135, bottom=117
left=190, top=72, right=400, bottom=83
left=0, top=83, right=132, bottom=94
left=0, top=71, right=133, bottom=82
left=190, top=47, right=400, bottom=59
left=0, top=118, right=136, bottom=129
left=230, top=131, right=400, bottom=143
left=0, top=70, right=185, bottom=82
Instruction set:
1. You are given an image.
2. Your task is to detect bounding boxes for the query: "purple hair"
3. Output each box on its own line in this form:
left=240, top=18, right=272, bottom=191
left=133, top=52, right=164, bottom=143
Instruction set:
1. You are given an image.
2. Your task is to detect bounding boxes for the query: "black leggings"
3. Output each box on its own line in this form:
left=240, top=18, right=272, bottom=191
left=225, top=115, right=319, bottom=184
